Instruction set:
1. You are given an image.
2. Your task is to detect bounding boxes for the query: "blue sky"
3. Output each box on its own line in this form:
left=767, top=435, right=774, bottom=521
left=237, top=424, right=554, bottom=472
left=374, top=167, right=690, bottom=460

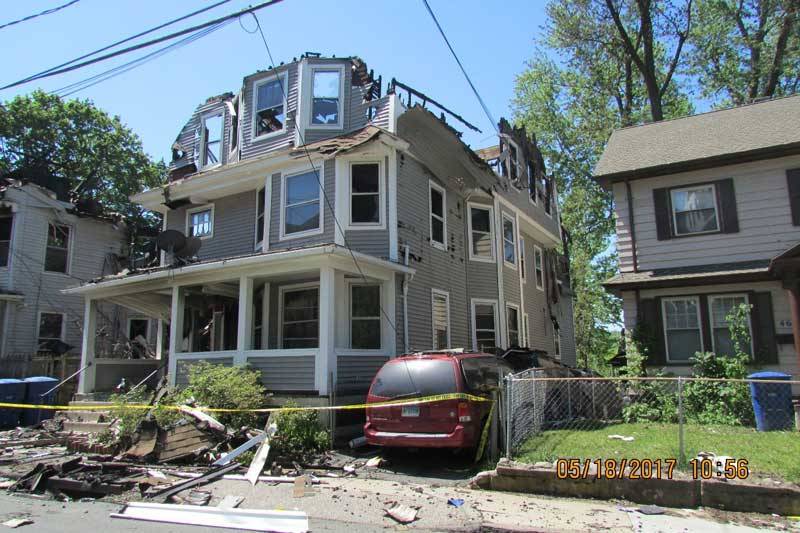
left=1, top=0, right=549, bottom=163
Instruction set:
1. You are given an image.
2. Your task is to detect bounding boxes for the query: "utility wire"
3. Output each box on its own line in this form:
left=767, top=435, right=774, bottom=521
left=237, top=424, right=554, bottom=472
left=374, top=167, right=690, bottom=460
left=420, top=0, right=498, bottom=134
left=1, top=0, right=285, bottom=91
left=13, top=0, right=232, bottom=86
left=0, top=0, right=80, bottom=32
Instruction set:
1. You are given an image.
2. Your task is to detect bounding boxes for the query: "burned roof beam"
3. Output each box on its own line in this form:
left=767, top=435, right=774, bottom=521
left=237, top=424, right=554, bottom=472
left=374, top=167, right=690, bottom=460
left=388, top=78, right=481, bottom=133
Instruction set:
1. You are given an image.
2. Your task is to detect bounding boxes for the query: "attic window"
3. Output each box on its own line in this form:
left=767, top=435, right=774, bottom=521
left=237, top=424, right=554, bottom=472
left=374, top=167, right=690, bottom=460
left=254, top=75, right=286, bottom=138
left=310, top=68, right=342, bottom=127
left=45, top=223, right=70, bottom=273
left=0, top=216, right=11, bottom=268
left=201, top=112, right=223, bottom=168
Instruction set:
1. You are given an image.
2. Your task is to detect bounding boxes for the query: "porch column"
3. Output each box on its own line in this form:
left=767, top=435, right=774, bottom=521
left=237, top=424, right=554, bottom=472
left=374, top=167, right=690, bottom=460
left=167, top=286, right=185, bottom=387
left=786, top=280, right=800, bottom=368
left=382, top=274, right=398, bottom=356
left=77, top=298, right=97, bottom=395
left=155, top=320, right=165, bottom=360
left=236, top=276, right=254, bottom=365
left=317, top=266, right=335, bottom=396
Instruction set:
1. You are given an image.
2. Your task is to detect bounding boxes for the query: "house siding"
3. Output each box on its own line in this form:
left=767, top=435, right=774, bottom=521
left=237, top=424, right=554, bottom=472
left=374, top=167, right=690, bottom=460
left=336, top=354, right=388, bottom=394
left=240, top=64, right=298, bottom=161
left=248, top=355, right=316, bottom=391
left=176, top=357, right=234, bottom=387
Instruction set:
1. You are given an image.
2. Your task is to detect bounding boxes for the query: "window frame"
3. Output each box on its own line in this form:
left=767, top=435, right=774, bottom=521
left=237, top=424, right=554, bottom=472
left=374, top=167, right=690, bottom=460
left=307, top=65, right=346, bottom=130
left=255, top=186, right=266, bottom=250
left=471, top=298, right=498, bottom=353
left=707, top=293, right=754, bottom=357
left=228, top=96, right=240, bottom=155
left=0, top=215, right=13, bottom=269
left=348, top=161, right=385, bottom=229
left=554, top=324, right=561, bottom=359
left=36, top=311, right=66, bottom=351
left=127, top=317, right=151, bottom=343
left=279, top=168, right=324, bottom=240
left=278, top=282, right=320, bottom=349
left=502, top=213, right=517, bottom=270
left=429, top=180, right=447, bottom=251
left=670, top=183, right=721, bottom=237
left=505, top=138, right=522, bottom=188
left=467, top=203, right=495, bottom=263
left=520, top=236, right=527, bottom=283
left=44, top=222, right=72, bottom=275
left=533, top=245, right=544, bottom=291
left=506, top=303, right=521, bottom=347
left=185, top=204, right=215, bottom=240
left=431, top=288, right=451, bottom=350
left=251, top=72, right=288, bottom=141
left=200, top=110, right=224, bottom=170
left=661, top=296, right=704, bottom=363
left=522, top=312, right=530, bottom=347
left=349, top=282, right=382, bottom=350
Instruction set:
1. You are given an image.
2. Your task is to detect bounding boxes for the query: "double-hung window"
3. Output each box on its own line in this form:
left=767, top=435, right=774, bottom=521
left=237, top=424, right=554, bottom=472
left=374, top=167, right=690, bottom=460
left=350, top=163, right=381, bottom=225
left=519, top=237, right=526, bottom=282
left=281, top=286, right=319, bottom=348
left=254, top=75, right=286, bottom=138
left=502, top=215, right=516, bottom=267
left=310, top=68, right=342, bottom=127
left=671, top=184, right=719, bottom=236
left=0, top=216, right=11, bottom=267
left=201, top=112, right=223, bottom=168
left=473, top=301, right=497, bottom=352
left=534, top=245, right=544, bottom=290
left=709, top=294, right=752, bottom=356
left=468, top=205, right=494, bottom=261
left=45, top=223, right=70, bottom=273
left=506, top=305, right=520, bottom=347
left=282, top=171, right=321, bottom=237
left=351, top=284, right=381, bottom=349
left=187, top=206, right=213, bottom=239
left=432, top=290, right=451, bottom=349
left=37, top=312, right=64, bottom=353
left=662, top=297, right=703, bottom=362
left=429, top=181, right=446, bottom=250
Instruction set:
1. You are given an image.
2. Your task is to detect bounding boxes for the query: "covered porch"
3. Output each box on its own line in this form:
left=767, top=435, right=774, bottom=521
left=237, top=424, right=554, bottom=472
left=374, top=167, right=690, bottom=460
left=66, top=245, right=411, bottom=398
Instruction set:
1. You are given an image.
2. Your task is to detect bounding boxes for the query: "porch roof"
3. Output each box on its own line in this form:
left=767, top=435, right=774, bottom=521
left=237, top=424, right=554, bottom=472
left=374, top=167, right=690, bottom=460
left=603, top=259, right=772, bottom=291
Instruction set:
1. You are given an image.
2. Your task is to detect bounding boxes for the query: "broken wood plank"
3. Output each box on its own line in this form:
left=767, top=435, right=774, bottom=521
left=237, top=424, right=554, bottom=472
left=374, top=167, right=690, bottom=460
left=245, top=419, right=277, bottom=486
left=145, top=462, right=239, bottom=501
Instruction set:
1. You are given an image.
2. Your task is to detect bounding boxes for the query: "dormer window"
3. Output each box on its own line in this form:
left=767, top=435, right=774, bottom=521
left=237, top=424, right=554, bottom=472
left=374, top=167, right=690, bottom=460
left=201, top=112, right=223, bottom=168
left=310, top=67, right=343, bottom=128
left=254, top=75, right=286, bottom=138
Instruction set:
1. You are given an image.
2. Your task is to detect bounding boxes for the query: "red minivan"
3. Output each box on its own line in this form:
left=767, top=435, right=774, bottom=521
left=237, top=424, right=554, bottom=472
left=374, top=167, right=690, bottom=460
left=364, top=352, right=511, bottom=449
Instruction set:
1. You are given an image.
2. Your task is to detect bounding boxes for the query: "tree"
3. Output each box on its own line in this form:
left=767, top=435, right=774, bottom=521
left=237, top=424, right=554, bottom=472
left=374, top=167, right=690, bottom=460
left=688, top=0, right=799, bottom=104
left=0, top=90, right=165, bottom=233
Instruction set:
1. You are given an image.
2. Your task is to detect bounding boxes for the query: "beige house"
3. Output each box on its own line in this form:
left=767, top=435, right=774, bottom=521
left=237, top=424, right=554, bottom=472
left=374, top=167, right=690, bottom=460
left=595, top=95, right=800, bottom=386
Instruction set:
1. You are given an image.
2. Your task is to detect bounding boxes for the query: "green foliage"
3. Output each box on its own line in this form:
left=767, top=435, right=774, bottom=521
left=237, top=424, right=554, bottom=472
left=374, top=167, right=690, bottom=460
left=270, top=401, right=329, bottom=461
left=103, top=389, right=182, bottom=444
left=180, top=362, right=266, bottom=429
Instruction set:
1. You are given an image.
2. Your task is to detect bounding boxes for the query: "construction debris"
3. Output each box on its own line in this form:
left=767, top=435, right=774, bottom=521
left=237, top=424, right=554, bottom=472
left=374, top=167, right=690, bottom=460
left=217, top=495, right=244, bottom=509
left=384, top=502, right=419, bottom=524
left=1, top=519, right=32, bottom=529
left=8, top=458, right=140, bottom=498
left=245, top=419, right=277, bottom=486
left=144, top=462, right=239, bottom=501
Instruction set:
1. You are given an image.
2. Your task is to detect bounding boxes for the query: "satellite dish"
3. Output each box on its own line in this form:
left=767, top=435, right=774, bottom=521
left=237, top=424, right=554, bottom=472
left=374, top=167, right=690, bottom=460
left=175, top=236, right=202, bottom=258
left=156, top=230, right=187, bottom=254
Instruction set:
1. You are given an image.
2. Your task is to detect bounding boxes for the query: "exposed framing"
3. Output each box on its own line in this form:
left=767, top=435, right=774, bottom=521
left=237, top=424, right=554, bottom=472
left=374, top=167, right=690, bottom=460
left=431, top=288, right=451, bottom=349
left=466, top=202, right=495, bottom=263
left=186, top=204, right=215, bottom=240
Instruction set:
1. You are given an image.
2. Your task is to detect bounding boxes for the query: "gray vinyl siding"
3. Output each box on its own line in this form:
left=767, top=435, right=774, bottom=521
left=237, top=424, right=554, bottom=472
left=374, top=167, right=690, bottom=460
left=165, top=190, right=257, bottom=261
left=464, top=200, right=499, bottom=350
left=397, top=156, right=469, bottom=351
left=368, top=96, right=392, bottom=130
left=248, top=355, right=315, bottom=391
left=240, top=64, right=297, bottom=160
left=499, top=185, right=560, bottom=239
left=175, top=357, right=234, bottom=387
left=170, top=98, right=232, bottom=172
left=500, top=205, right=521, bottom=323
left=521, top=232, right=552, bottom=354
left=343, top=155, right=390, bottom=259
left=336, top=355, right=388, bottom=394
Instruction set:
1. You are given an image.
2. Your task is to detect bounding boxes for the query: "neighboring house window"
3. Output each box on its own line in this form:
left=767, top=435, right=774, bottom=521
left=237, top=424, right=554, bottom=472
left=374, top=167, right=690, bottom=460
left=502, top=215, right=516, bottom=266
left=520, top=236, right=526, bottom=282
left=671, top=184, right=719, bottom=236
left=45, top=223, right=70, bottom=273
left=351, top=284, right=381, bottom=349
left=282, top=170, right=321, bottom=237
left=256, top=187, right=266, bottom=248
left=468, top=205, right=494, bottom=261
left=429, top=181, right=446, bottom=250
left=37, top=312, right=64, bottom=352
left=662, top=297, right=703, bottom=362
left=281, top=286, right=319, bottom=348
left=254, top=75, right=286, bottom=137
left=534, top=245, right=544, bottom=290
left=201, top=112, right=223, bottom=168
left=554, top=324, right=561, bottom=359
left=350, top=163, right=381, bottom=225
left=0, top=216, right=11, bottom=267
left=709, top=294, right=752, bottom=356
left=473, top=300, right=497, bottom=352
left=506, top=305, right=520, bottom=347
left=432, top=289, right=451, bottom=349
left=187, top=206, right=213, bottom=239
left=310, top=68, right=342, bottom=126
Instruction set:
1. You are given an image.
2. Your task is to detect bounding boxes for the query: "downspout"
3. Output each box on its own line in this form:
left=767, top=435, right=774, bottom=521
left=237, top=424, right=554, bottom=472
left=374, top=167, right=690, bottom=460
left=625, top=180, right=638, bottom=273
left=402, top=244, right=413, bottom=354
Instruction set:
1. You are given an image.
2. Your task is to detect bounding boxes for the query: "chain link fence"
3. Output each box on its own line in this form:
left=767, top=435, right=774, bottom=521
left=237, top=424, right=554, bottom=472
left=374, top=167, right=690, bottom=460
left=503, top=372, right=800, bottom=480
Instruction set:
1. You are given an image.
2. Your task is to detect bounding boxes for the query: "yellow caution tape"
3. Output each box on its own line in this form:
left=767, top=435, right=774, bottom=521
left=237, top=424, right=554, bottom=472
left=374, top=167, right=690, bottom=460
left=474, top=400, right=495, bottom=463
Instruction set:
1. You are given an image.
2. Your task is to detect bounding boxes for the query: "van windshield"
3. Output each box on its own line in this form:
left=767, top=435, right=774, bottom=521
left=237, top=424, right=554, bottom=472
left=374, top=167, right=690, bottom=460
left=370, top=359, right=457, bottom=399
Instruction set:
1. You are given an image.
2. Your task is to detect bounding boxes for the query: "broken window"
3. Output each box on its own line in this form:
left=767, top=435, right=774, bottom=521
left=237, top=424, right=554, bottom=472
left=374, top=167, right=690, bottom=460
left=201, top=112, right=223, bottom=168
left=473, top=302, right=497, bottom=352
left=45, top=223, right=69, bottom=273
left=256, top=187, right=266, bottom=247
left=37, top=312, right=64, bottom=352
left=502, top=215, right=516, bottom=266
left=506, top=305, right=520, bottom=347
left=311, top=69, right=341, bottom=126
left=351, top=284, right=380, bottom=349
left=188, top=206, right=213, bottom=238
left=351, top=163, right=380, bottom=225
left=230, top=98, right=239, bottom=152
left=432, top=290, right=450, bottom=349
left=429, top=181, right=446, bottom=250
left=283, top=171, right=320, bottom=236
left=254, top=76, right=286, bottom=137
left=281, top=286, right=319, bottom=349
left=506, top=141, right=519, bottom=184
left=469, top=206, right=493, bottom=261
left=0, top=216, right=11, bottom=267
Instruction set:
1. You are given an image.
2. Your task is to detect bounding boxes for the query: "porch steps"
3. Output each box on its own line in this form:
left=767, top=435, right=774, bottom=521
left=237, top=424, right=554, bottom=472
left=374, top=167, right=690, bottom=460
left=57, top=402, right=114, bottom=433
left=62, top=420, right=113, bottom=434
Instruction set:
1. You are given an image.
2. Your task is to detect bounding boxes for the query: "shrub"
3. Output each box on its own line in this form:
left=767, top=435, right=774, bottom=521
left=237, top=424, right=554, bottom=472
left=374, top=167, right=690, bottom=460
left=684, top=351, right=754, bottom=426
left=270, top=401, right=329, bottom=461
left=179, top=362, right=266, bottom=429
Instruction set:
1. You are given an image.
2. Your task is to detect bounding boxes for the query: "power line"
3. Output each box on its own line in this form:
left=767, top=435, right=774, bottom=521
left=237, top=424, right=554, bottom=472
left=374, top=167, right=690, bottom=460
left=1, top=0, right=286, bottom=91
left=420, top=0, right=498, bottom=134
left=0, top=0, right=80, bottom=32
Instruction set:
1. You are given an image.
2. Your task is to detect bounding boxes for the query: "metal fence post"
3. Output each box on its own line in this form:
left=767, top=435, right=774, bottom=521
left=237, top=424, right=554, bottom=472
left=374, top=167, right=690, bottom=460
left=677, top=376, right=685, bottom=465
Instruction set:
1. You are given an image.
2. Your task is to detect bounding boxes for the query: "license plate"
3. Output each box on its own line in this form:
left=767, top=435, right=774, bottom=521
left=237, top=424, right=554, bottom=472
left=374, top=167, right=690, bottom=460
left=401, top=405, right=420, bottom=417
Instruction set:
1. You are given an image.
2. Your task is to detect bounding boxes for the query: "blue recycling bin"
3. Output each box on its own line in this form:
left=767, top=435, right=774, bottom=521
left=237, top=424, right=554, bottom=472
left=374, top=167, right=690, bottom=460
left=0, top=378, right=26, bottom=428
left=748, top=371, right=793, bottom=431
left=22, top=376, right=59, bottom=427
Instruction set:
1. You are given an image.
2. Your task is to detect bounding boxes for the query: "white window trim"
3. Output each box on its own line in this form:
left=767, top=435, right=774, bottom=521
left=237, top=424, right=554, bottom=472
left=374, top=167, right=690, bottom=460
left=661, top=296, right=704, bottom=363
left=127, top=317, right=151, bottom=343
left=185, top=204, right=215, bottom=240
left=431, top=288, right=451, bottom=349
left=471, top=298, right=498, bottom=352
left=522, top=312, right=530, bottom=347
left=506, top=303, right=521, bottom=348
left=467, top=202, right=495, bottom=263
left=670, top=184, right=721, bottom=236
left=533, top=245, right=544, bottom=291
left=347, top=281, right=383, bottom=351
left=227, top=95, right=239, bottom=156
left=0, top=214, right=12, bottom=271
left=43, top=222, right=73, bottom=276
left=279, top=168, right=325, bottom=241
left=251, top=71, right=289, bottom=142
left=347, top=160, right=385, bottom=230
left=277, top=282, right=320, bottom=349
left=36, top=311, right=66, bottom=347
left=502, top=213, right=517, bottom=270
left=520, top=236, right=527, bottom=283
left=307, top=64, right=346, bottom=130
left=707, top=293, right=754, bottom=357
left=429, top=180, right=447, bottom=251
left=199, top=111, right=224, bottom=170
left=254, top=186, right=266, bottom=251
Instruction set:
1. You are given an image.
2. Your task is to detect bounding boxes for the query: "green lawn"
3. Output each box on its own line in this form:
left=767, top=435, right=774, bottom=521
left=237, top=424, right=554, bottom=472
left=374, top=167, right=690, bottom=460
left=516, top=423, right=800, bottom=483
